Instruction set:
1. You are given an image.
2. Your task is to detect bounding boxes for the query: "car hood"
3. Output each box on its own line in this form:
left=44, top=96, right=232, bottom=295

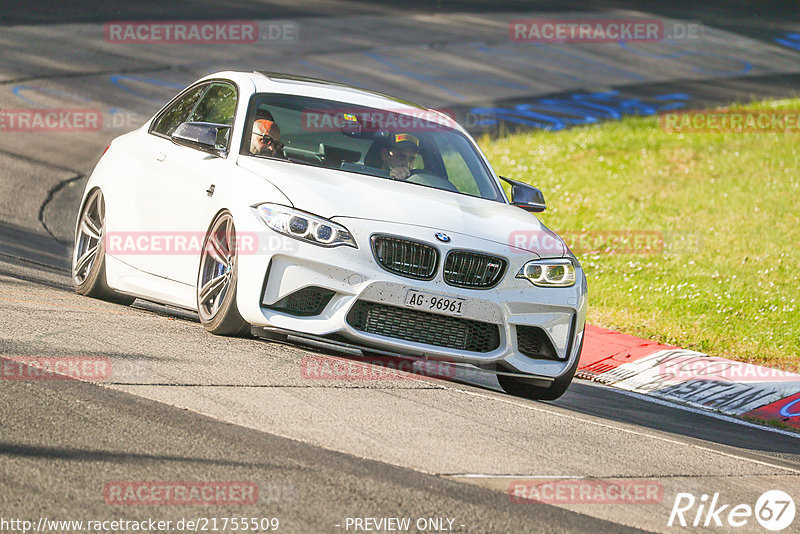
left=238, top=157, right=565, bottom=256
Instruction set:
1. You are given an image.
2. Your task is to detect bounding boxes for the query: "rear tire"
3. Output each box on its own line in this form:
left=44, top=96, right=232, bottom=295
left=497, top=338, right=583, bottom=400
left=196, top=211, right=250, bottom=337
left=72, top=188, right=135, bottom=305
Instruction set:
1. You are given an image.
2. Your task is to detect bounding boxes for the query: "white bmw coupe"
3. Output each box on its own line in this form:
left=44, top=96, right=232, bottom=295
left=72, top=71, right=587, bottom=399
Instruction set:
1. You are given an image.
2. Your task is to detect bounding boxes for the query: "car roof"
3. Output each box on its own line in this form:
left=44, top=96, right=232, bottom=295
left=256, top=71, right=425, bottom=108
left=194, top=70, right=458, bottom=128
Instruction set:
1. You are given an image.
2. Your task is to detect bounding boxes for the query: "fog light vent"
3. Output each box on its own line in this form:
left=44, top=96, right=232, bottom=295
left=264, top=286, right=335, bottom=317
left=516, top=325, right=561, bottom=360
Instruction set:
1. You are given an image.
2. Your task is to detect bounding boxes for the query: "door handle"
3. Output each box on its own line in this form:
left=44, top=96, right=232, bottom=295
left=206, top=184, right=215, bottom=197
left=155, top=152, right=166, bottom=162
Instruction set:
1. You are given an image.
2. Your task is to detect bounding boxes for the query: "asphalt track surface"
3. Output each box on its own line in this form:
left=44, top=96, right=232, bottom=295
left=1, top=2, right=800, bottom=532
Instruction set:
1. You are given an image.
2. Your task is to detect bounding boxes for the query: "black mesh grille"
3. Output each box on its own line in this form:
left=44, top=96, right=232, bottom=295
left=516, top=325, right=561, bottom=360
left=371, top=235, right=438, bottom=280
left=347, top=301, right=500, bottom=353
left=443, top=251, right=507, bottom=289
left=264, top=287, right=335, bottom=317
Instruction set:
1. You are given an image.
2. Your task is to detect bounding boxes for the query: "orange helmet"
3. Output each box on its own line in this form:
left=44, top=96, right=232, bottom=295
left=253, top=119, right=280, bottom=139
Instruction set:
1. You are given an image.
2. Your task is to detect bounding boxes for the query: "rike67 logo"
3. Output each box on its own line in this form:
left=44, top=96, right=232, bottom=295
left=668, top=490, right=795, bottom=531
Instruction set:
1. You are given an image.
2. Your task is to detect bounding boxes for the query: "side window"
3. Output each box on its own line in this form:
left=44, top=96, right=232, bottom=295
left=187, top=82, right=237, bottom=147
left=189, top=83, right=236, bottom=124
left=150, top=84, right=207, bottom=137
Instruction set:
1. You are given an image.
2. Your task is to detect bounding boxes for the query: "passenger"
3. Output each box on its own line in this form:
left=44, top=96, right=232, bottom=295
left=250, top=119, right=284, bottom=158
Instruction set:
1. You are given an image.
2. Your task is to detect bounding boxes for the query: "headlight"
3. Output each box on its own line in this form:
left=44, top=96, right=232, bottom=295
left=516, top=258, right=576, bottom=287
left=255, top=204, right=357, bottom=248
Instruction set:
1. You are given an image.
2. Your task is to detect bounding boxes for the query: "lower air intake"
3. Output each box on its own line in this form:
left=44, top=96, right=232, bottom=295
left=346, top=300, right=500, bottom=353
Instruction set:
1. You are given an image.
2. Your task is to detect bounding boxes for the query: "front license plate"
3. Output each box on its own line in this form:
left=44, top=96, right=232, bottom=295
left=405, top=290, right=467, bottom=317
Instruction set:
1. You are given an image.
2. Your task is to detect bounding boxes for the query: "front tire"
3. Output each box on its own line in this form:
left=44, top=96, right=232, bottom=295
left=72, top=188, right=135, bottom=305
left=497, top=338, right=583, bottom=401
left=196, top=211, right=250, bottom=337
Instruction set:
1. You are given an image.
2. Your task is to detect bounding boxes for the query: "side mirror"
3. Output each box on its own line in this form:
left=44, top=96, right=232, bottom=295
left=171, top=122, right=231, bottom=157
left=499, top=176, right=546, bottom=213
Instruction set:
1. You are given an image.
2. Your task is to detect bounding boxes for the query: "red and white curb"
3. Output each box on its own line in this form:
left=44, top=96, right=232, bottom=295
left=578, top=325, right=800, bottom=430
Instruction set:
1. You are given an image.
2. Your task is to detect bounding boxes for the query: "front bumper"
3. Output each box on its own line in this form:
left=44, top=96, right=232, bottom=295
left=235, top=209, right=587, bottom=380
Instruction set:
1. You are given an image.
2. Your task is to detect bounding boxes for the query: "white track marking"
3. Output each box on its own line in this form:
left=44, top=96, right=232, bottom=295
left=582, top=380, right=800, bottom=439
left=441, top=384, right=800, bottom=475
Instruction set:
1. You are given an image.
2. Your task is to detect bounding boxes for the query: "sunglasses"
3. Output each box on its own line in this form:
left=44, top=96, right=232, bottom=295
left=388, top=149, right=418, bottom=162
left=253, top=132, right=284, bottom=152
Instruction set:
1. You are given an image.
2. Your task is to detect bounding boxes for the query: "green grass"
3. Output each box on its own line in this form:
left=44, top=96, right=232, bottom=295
left=741, top=415, right=795, bottom=431
left=478, top=99, right=800, bottom=371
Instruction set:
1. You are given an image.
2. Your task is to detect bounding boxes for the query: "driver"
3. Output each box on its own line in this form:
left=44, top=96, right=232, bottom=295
left=250, top=119, right=284, bottom=158
left=380, top=133, right=420, bottom=180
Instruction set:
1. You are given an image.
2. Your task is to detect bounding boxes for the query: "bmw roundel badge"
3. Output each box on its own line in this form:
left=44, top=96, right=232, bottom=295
left=435, top=232, right=451, bottom=243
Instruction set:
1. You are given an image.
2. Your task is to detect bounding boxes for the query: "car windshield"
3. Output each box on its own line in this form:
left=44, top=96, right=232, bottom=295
left=241, top=93, right=503, bottom=202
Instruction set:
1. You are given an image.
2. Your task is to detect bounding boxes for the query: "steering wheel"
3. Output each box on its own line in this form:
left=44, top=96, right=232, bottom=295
left=405, top=169, right=459, bottom=192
